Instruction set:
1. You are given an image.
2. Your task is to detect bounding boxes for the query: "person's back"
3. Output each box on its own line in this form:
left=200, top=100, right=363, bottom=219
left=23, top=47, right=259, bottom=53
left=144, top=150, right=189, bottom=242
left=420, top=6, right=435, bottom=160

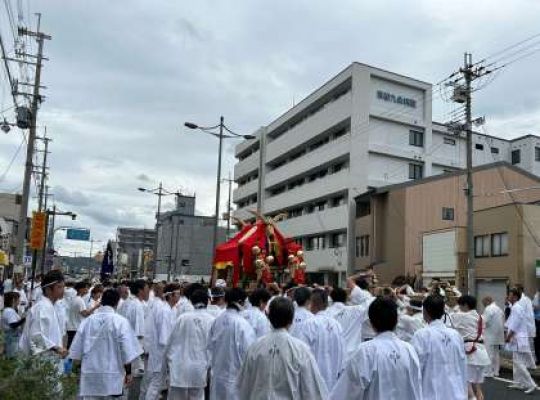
left=411, top=295, right=467, bottom=400
left=238, top=297, right=328, bottom=400
left=207, top=288, right=255, bottom=400
left=330, top=297, right=422, bottom=400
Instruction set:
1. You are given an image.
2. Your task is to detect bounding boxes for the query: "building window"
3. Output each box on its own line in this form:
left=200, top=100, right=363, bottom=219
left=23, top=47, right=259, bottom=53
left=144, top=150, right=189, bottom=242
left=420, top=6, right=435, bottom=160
left=475, top=143, right=484, bottom=150
left=491, top=232, right=509, bottom=256
left=316, top=201, right=326, bottom=211
left=409, top=130, right=424, bottom=147
left=288, top=208, right=303, bottom=218
left=409, top=163, right=423, bottom=180
left=474, top=235, right=490, bottom=257
left=307, top=236, right=326, bottom=251
left=512, top=149, right=521, bottom=165
left=442, top=207, right=454, bottom=221
left=178, top=219, right=184, bottom=225
left=356, top=200, right=371, bottom=217
left=330, top=232, right=346, bottom=248
left=331, top=196, right=345, bottom=207
left=355, top=236, right=360, bottom=257
left=181, top=259, right=190, bottom=266
left=444, top=137, right=456, bottom=145
left=356, top=235, right=369, bottom=257
left=491, top=147, right=499, bottom=154
left=536, top=147, right=540, bottom=162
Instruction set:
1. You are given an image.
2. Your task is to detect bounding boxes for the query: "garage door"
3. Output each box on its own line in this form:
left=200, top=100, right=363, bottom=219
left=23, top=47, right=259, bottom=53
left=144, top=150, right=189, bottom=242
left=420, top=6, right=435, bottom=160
left=476, top=279, right=507, bottom=312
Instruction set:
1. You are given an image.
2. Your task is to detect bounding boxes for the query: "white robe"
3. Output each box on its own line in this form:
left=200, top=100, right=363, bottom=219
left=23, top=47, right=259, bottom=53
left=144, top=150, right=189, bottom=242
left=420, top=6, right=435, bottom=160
left=69, top=306, right=142, bottom=397
left=117, top=296, right=146, bottom=338
left=292, top=310, right=344, bottom=390
left=482, top=302, right=505, bottom=346
left=327, top=302, right=366, bottom=359
left=242, top=307, right=271, bottom=338
left=175, top=296, right=195, bottom=318
left=450, top=310, right=490, bottom=367
left=207, top=308, right=256, bottom=400
left=505, top=302, right=532, bottom=353
left=19, top=296, right=63, bottom=355
left=396, top=312, right=425, bottom=343
left=289, top=306, right=312, bottom=337
left=165, top=308, right=215, bottom=389
left=145, top=300, right=174, bottom=373
left=518, top=294, right=536, bottom=337
left=67, top=296, right=87, bottom=332
left=349, top=286, right=372, bottom=306
left=330, top=332, right=422, bottom=400
left=237, top=329, right=328, bottom=400
left=206, top=304, right=225, bottom=318
left=411, top=320, right=467, bottom=400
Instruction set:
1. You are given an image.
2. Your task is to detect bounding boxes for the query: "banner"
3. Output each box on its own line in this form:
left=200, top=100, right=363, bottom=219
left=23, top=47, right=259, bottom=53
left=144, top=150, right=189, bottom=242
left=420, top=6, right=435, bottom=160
left=100, top=241, right=114, bottom=281
left=30, top=211, right=46, bottom=250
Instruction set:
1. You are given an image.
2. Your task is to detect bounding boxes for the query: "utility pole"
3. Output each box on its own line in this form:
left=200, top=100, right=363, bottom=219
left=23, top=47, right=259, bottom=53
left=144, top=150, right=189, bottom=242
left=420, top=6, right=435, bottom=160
left=33, top=133, right=50, bottom=276
left=222, top=173, right=234, bottom=240
left=213, top=117, right=224, bottom=256
left=153, top=182, right=163, bottom=279
left=14, top=19, right=51, bottom=268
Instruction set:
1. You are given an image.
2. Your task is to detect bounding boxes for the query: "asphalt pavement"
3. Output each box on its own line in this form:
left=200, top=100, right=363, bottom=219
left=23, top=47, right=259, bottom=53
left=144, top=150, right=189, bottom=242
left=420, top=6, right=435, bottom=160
left=484, top=374, right=540, bottom=399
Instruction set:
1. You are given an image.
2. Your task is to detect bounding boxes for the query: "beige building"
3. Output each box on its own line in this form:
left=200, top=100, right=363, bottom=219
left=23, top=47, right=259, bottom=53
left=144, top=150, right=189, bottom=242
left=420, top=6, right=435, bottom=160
left=354, top=162, right=540, bottom=297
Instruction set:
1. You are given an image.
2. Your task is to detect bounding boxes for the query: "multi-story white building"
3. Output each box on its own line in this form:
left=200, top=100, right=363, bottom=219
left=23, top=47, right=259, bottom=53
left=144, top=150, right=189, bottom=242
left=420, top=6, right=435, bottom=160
left=233, top=62, right=540, bottom=285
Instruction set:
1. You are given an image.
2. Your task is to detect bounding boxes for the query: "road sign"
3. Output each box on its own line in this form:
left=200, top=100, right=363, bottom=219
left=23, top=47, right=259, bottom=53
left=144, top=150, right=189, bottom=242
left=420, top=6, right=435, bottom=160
left=66, top=228, right=90, bottom=241
left=30, top=211, right=46, bottom=250
left=23, top=255, right=32, bottom=265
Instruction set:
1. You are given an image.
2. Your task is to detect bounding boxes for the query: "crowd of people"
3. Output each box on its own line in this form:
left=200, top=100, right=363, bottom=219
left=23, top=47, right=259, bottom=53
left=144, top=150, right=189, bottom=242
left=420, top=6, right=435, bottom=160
left=0, top=270, right=539, bottom=399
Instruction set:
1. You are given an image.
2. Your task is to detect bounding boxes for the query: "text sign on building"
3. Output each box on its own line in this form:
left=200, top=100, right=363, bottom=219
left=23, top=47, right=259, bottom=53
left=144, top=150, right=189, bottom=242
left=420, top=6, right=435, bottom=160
left=30, top=211, right=46, bottom=250
left=376, top=90, right=417, bottom=108
left=66, top=228, right=90, bottom=241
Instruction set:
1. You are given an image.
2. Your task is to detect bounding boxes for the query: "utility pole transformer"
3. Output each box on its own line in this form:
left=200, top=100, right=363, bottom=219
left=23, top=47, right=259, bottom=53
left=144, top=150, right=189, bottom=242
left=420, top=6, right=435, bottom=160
left=14, top=23, right=51, bottom=269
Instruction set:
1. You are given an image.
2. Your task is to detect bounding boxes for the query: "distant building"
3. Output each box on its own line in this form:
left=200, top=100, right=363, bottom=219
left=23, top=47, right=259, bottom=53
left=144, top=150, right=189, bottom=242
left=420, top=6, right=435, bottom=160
left=354, top=162, right=540, bottom=298
left=156, top=194, right=227, bottom=281
left=0, top=193, right=22, bottom=272
left=116, top=227, right=156, bottom=277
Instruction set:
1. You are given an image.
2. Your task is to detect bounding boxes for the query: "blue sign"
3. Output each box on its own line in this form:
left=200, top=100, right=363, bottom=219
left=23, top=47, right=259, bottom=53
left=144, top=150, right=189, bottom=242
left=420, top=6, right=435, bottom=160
left=66, top=228, right=90, bottom=241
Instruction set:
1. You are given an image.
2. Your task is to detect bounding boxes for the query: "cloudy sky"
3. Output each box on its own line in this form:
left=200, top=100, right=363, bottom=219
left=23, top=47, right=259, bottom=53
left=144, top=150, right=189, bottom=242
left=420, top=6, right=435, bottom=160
left=0, top=0, right=540, bottom=256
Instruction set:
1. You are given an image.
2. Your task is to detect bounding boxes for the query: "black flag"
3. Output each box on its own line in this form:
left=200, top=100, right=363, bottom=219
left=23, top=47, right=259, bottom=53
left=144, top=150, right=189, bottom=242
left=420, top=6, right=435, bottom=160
left=100, top=240, right=114, bottom=281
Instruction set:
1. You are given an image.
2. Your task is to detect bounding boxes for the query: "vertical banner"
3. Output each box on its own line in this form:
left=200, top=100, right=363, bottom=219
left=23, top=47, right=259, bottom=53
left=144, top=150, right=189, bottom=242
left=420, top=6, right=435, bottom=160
left=30, top=211, right=46, bottom=250
left=100, top=241, right=114, bottom=281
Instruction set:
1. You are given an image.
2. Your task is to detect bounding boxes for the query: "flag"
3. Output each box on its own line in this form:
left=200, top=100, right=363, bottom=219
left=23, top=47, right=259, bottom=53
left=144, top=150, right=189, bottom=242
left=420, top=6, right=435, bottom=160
left=100, top=241, right=114, bottom=281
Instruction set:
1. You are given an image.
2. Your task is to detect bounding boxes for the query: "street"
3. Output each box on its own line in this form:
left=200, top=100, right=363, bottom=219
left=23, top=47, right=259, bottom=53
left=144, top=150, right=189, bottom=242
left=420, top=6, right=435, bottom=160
left=484, top=375, right=540, bottom=399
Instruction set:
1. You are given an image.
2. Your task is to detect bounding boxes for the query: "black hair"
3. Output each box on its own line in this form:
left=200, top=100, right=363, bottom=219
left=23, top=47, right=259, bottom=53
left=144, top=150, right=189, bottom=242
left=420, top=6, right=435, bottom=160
left=101, top=288, right=120, bottom=308
left=249, top=288, right=271, bottom=307
left=310, top=288, right=328, bottom=309
left=42, top=270, right=64, bottom=293
left=268, top=297, right=294, bottom=329
left=225, top=287, right=247, bottom=310
left=422, top=295, right=445, bottom=320
left=164, top=283, right=180, bottom=299
left=191, top=289, right=209, bottom=308
left=130, top=279, right=147, bottom=297
left=330, top=287, right=347, bottom=303
left=184, top=283, right=205, bottom=301
left=294, top=287, right=311, bottom=307
left=356, top=278, right=369, bottom=290
left=457, top=295, right=477, bottom=310
left=4, top=291, right=20, bottom=308
left=509, top=288, right=521, bottom=298
left=74, top=281, right=88, bottom=291
left=368, top=297, right=398, bottom=333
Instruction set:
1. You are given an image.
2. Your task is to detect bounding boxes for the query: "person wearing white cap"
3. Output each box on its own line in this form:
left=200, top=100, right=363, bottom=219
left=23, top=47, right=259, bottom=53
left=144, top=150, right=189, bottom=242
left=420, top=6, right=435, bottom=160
left=396, top=299, right=425, bottom=343
left=215, top=279, right=227, bottom=288
left=206, top=287, right=226, bottom=317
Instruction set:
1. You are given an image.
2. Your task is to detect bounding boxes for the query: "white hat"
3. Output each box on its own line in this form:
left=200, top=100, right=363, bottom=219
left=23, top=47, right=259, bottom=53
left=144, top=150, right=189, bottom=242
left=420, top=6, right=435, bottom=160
left=215, top=279, right=227, bottom=288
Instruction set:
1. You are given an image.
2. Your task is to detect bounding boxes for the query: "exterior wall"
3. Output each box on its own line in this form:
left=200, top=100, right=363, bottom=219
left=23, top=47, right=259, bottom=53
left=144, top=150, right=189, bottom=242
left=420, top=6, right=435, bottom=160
left=519, top=205, right=540, bottom=296
left=0, top=193, right=21, bottom=262
left=117, top=228, right=156, bottom=275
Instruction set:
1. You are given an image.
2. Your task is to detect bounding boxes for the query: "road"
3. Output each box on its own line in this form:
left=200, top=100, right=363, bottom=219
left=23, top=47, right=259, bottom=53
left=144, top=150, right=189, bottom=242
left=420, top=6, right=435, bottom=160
left=484, top=375, right=540, bottom=399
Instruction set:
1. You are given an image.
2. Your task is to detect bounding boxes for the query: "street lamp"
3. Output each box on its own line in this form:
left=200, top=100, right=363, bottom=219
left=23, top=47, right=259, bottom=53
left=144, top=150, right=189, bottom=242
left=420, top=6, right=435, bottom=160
left=183, top=117, right=255, bottom=271
left=138, top=183, right=180, bottom=279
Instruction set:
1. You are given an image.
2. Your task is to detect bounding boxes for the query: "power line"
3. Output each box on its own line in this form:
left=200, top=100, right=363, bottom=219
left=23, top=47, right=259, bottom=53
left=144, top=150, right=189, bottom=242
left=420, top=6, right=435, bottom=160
left=0, top=134, right=25, bottom=181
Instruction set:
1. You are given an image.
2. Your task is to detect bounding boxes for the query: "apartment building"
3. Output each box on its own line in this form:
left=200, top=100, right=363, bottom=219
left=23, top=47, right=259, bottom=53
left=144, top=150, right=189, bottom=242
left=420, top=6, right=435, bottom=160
left=233, top=62, right=540, bottom=285
left=354, top=162, right=540, bottom=299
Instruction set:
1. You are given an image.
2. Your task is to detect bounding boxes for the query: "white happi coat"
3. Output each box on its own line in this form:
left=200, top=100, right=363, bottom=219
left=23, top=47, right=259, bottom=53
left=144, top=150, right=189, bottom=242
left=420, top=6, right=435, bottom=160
left=175, top=296, right=195, bottom=318
left=396, top=312, right=425, bottom=343
left=238, top=329, right=328, bottom=400
left=505, top=302, right=532, bottom=353
left=206, top=304, right=225, bottom=318
left=69, top=306, right=142, bottom=397
left=330, top=332, right=422, bottom=400
left=207, top=308, right=256, bottom=400
left=482, top=302, right=505, bottom=346
left=67, top=296, right=87, bottom=332
left=518, top=294, right=536, bottom=337
left=293, top=310, right=344, bottom=390
left=242, top=307, right=271, bottom=338
left=327, top=302, right=366, bottom=358
left=411, top=320, right=467, bottom=400
left=349, top=286, right=372, bottom=306
left=117, top=296, right=146, bottom=338
left=165, top=307, right=215, bottom=389
left=289, top=306, right=312, bottom=337
left=146, top=299, right=175, bottom=373
left=450, top=310, right=490, bottom=367
left=19, top=296, right=63, bottom=355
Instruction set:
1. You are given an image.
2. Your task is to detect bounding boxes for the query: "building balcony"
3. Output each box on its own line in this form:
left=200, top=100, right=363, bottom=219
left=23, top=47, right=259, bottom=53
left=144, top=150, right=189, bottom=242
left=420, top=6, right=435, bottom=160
left=265, top=134, right=351, bottom=188
left=263, top=170, right=349, bottom=214
left=234, top=151, right=260, bottom=181
left=304, top=246, right=347, bottom=273
left=233, top=179, right=259, bottom=204
left=276, top=205, right=348, bottom=238
left=265, top=92, right=352, bottom=162
left=235, top=135, right=260, bottom=158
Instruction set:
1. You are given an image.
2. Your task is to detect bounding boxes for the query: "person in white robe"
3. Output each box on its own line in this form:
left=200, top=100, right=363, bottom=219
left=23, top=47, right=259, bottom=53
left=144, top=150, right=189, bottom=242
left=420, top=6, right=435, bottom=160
left=396, top=299, right=425, bottom=343
left=481, top=296, right=505, bottom=378
left=290, top=287, right=312, bottom=337
left=330, top=297, right=422, bottom=400
left=346, top=276, right=372, bottom=307
left=13, top=278, right=28, bottom=313
left=206, top=287, right=226, bottom=317
left=207, top=287, right=256, bottom=400
left=292, top=288, right=344, bottom=391
left=450, top=295, right=491, bottom=400
left=69, top=288, right=143, bottom=399
left=411, top=295, right=467, bottom=400
left=67, top=282, right=100, bottom=349
left=238, top=297, right=328, bottom=400
left=505, top=288, right=537, bottom=394
left=517, top=286, right=537, bottom=339
left=165, top=288, right=215, bottom=400
left=19, top=270, right=67, bottom=371
left=118, top=279, right=149, bottom=377
left=1, top=291, right=25, bottom=358
left=327, top=287, right=366, bottom=359
left=175, top=283, right=200, bottom=318
left=242, top=288, right=271, bottom=338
